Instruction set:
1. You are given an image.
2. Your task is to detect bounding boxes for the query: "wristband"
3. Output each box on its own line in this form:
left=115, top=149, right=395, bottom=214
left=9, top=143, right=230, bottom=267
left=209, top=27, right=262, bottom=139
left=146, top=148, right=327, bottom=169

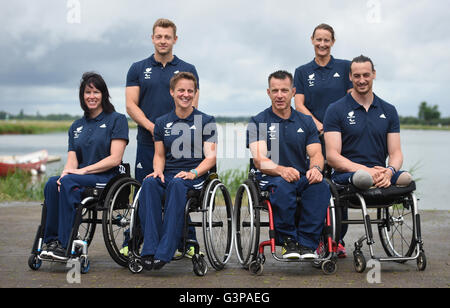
left=387, top=166, right=396, bottom=175
left=190, top=169, right=198, bottom=179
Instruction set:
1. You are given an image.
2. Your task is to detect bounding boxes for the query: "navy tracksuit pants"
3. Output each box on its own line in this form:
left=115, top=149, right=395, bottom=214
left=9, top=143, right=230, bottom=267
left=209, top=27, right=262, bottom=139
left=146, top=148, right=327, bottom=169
left=43, top=173, right=113, bottom=249
left=138, top=172, right=205, bottom=262
left=259, top=175, right=330, bottom=250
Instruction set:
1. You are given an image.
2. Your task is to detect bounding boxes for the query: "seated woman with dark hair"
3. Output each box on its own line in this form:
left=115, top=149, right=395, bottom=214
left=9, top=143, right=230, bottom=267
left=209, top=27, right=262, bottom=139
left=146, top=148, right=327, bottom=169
left=138, top=72, right=217, bottom=270
left=41, top=72, right=129, bottom=260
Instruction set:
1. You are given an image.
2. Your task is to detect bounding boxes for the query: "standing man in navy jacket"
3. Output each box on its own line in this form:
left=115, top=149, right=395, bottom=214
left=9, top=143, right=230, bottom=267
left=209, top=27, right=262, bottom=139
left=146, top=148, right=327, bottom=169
left=126, top=18, right=199, bottom=184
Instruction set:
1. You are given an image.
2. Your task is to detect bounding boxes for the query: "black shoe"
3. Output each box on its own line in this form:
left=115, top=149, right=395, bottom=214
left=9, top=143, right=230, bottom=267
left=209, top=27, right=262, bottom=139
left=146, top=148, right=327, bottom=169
left=153, top=259, right=166, bottom=270
left=281, top=238, right=301, bottom=259
left=48, top=243, right=68, bottom=261
left=40, top=240, right=58, bottom=258
left=299, top=245, right=317, bottom=260
left=141, top=255, right=154, bottom=271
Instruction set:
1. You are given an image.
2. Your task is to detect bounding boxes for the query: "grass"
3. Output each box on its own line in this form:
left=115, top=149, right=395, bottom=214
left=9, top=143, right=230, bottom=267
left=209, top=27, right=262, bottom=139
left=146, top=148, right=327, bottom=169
left=0, top=170, right=48, bottom=202
left=0, top=120, right=137, bottom=135
left=218, top=165, right=249, bottom=199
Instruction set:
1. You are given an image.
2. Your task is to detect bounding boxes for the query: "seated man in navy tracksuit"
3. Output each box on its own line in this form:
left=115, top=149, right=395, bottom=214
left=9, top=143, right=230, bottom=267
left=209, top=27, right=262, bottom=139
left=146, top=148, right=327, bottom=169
left=138, top=72, right=217, bottom=270
left=247, top=70, right=330, bottom=260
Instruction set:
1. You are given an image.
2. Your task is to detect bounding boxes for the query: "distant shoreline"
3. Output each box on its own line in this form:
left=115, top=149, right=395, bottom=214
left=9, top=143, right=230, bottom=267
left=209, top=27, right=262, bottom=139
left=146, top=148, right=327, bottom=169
left=1, top=120, right=449, bottom=135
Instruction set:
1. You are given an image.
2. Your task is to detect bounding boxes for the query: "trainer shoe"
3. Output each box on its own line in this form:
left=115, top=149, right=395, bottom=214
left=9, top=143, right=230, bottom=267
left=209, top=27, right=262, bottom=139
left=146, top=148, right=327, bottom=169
left=48, top=243, right=69, bottom=261
left=120, top=246, right=129, bottom=257
left=174, top=246, right=203, bottom=259
left=40, top=240, right=58, bottom=258
left=281, top=238, right=301, bottom=259
left=153, top=259, right=166, bottom=270
left=337, top=242, right=347, bottom=258
left=299, top=245, right=317, bottom=260
left=141, top=255, right=154, bottom=271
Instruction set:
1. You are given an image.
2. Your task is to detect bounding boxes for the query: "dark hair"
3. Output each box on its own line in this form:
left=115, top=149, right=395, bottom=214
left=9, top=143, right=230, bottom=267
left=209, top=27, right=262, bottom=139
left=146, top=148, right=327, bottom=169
left=350, top=55, right=375, bottom=72
left=169, top=71, right=198, bottom=92
left=312, top=23, right=335, bottom=41
left=268, top=70, right=293, bottom=87
left=79, top=72, right=115, bottom=116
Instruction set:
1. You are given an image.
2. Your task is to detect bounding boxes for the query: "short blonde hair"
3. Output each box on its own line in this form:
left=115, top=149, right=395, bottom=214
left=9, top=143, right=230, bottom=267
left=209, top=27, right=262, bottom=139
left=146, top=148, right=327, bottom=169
left=153, top=18, right=177, bottom=36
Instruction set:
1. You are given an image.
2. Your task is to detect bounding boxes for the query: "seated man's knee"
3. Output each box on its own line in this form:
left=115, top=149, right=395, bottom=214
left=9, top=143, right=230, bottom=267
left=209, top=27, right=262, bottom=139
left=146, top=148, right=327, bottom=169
left=395, top=171, right=412, bottom=186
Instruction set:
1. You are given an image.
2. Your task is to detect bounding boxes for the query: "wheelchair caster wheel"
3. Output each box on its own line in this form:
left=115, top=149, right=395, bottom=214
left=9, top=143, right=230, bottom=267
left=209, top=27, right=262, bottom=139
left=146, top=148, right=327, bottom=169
left=192, top=254, right=208, bottom=276
left=128, top=259, right=143, bottom=274
left=80, top=257, right=90, bottom=274
left=249, top=261, right=264, bottom=276
left=28, top=254, right=42, bottom=271
left=353, top=252, right=366, bottom=273
left=417, top=251, right=427, bottom=271
left=321, top=260, right=337, bottom=275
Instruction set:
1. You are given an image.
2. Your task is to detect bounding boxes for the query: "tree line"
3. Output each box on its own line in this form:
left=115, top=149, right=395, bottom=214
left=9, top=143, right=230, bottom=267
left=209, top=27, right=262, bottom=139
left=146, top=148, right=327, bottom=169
left=1, top=102, right=448, bottom=125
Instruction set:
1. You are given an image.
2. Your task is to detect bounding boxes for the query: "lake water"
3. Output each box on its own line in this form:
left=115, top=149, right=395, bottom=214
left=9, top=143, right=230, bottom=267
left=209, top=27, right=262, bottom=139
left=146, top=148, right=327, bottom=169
left=0, top=127, right=448, bottom=210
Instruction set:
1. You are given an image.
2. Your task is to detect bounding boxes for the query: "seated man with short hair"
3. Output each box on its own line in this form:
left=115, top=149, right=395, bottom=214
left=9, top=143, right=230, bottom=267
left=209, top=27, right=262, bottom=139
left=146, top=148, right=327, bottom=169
left=323, top=55, right=412, bottom=257
left=247, top=70, right=330, bottom=260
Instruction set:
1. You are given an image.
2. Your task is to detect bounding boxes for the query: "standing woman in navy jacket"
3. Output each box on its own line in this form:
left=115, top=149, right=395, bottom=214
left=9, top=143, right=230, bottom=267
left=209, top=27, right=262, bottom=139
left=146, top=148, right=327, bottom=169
left=41, top=72, right=129, bottom=260
left=294, top=23, right=353, bottom=134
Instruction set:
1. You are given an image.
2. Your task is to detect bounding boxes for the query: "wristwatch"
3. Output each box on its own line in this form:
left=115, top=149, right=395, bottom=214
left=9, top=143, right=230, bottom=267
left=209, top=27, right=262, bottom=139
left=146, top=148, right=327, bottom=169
left=312, top=165, right=323, bottom=174
left=190, top=169, right=198, bottom=179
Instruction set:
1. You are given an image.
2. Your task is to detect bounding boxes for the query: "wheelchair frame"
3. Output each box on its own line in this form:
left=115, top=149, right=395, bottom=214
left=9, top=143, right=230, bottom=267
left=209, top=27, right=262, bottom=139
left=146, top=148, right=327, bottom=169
left=125, top=172, right=234, bottom=276
left=234, top=168, right=339, bottom=276
left=28, top=164, right=134, bottom=274
left=328, top=179, right=427, bottom=272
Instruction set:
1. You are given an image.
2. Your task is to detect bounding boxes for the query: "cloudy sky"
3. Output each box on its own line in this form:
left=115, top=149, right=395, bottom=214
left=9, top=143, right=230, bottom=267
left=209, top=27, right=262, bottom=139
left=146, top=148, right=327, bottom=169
left=1, top=0, right=449, bottom=118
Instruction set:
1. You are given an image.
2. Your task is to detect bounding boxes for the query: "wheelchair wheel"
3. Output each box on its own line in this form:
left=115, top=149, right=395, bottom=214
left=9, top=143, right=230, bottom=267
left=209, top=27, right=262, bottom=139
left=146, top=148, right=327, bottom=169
left=102, top=177, right=141, bottom=267
left=377, top=193, right=417, bottom=260
left=79, top=208, right=97, bottom=246
left=28, top=254, right=42, bottom=271
left=202, top=178, right=234, bottom=271
left=234, top=179, right=260, bottom=268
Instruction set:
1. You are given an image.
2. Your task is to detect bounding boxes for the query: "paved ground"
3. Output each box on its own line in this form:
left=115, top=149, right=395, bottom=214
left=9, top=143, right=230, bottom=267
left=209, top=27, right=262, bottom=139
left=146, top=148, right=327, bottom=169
left=0, top=202, right=449, bottom=289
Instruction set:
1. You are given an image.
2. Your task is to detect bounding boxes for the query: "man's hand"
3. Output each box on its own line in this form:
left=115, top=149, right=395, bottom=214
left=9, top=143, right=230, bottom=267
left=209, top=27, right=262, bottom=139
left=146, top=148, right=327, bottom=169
left=306, top=167, right=323, bottom=184
left=280, top=166, right=300, bottom=183
left=372, top=166, right=393, bottom=188
left=145, top=170, right=165, bottom=183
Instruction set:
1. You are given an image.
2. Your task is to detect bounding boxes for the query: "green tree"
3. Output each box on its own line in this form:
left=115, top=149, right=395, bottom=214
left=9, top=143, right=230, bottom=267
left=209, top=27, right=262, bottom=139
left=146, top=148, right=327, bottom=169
left=418, top=101, right=440, bottom=122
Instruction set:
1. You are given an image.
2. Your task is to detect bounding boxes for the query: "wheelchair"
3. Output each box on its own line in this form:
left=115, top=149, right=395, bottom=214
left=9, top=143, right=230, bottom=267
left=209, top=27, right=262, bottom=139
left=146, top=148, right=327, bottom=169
left=28, top=163, right=137, bottom=273
left=234, top=160, right=339, bottom=275
left=327, top=176, right=427, bottom=273
left=125, top=169, right=234, bottom=276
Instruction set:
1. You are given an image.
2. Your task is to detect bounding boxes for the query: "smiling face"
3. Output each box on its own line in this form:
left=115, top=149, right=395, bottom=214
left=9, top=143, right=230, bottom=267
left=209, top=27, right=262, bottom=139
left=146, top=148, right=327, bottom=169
left=83, top=83, right=103, bottom=115
left=152, top=26, right=177, bottom=57
left=170, top=78, right=196, bottom=110
left=350, top=61, right=376, bottom=96
left=311, top=28, right=335, bottom=58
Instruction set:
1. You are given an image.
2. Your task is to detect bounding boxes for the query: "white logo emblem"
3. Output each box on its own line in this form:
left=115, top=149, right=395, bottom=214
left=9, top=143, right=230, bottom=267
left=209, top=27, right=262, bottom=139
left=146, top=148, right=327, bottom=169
left=190, top=125, right=196, bottom=130
left=268, top=125, right=277, bottom=140
left=297, top=128, right=304, bottom=133
left=379, top=114, right=386, bottom=119
left=136, top=162, right=143, bottom=169
left=73, top=126, right=83, bottom=139
left=347, top=111, right=356, bottom=125
left=165, top=122, right=173, bottom=136
left=308, top=73, right=315, bottom=87
left=100, top=124, right=106, bottom=128
left=333, top=72, right=340, bottom=78
left=144, top=68, right=152, bottom=79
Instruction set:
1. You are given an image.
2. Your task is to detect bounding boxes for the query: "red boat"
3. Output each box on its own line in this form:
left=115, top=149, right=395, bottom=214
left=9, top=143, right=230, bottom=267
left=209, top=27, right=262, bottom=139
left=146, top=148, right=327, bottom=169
left=0, top=150, right=48, bottom=177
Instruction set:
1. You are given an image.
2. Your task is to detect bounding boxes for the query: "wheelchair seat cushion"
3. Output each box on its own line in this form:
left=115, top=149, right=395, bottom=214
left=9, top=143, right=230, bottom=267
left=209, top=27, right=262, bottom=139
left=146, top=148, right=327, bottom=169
left=335, top=181, right=416, bottom=207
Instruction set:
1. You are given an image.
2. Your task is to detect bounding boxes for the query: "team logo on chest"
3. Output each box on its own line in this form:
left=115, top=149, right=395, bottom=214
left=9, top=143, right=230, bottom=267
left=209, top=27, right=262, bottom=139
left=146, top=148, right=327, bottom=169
left=144, top=68, right=152, bottom=79
left=347, top=111, right=356, bottom=125
left=268, top=125, right=277, bottom=140
left=308, top=73, right=315, bottom=87
left=164, top=122, right=173, bottom=136
left=73, top=126, right=83, bottom=139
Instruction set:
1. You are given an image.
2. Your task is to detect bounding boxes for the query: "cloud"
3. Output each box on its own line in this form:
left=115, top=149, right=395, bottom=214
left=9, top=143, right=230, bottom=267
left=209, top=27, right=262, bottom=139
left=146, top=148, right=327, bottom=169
left=0, top=0, right=449, bottom=117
